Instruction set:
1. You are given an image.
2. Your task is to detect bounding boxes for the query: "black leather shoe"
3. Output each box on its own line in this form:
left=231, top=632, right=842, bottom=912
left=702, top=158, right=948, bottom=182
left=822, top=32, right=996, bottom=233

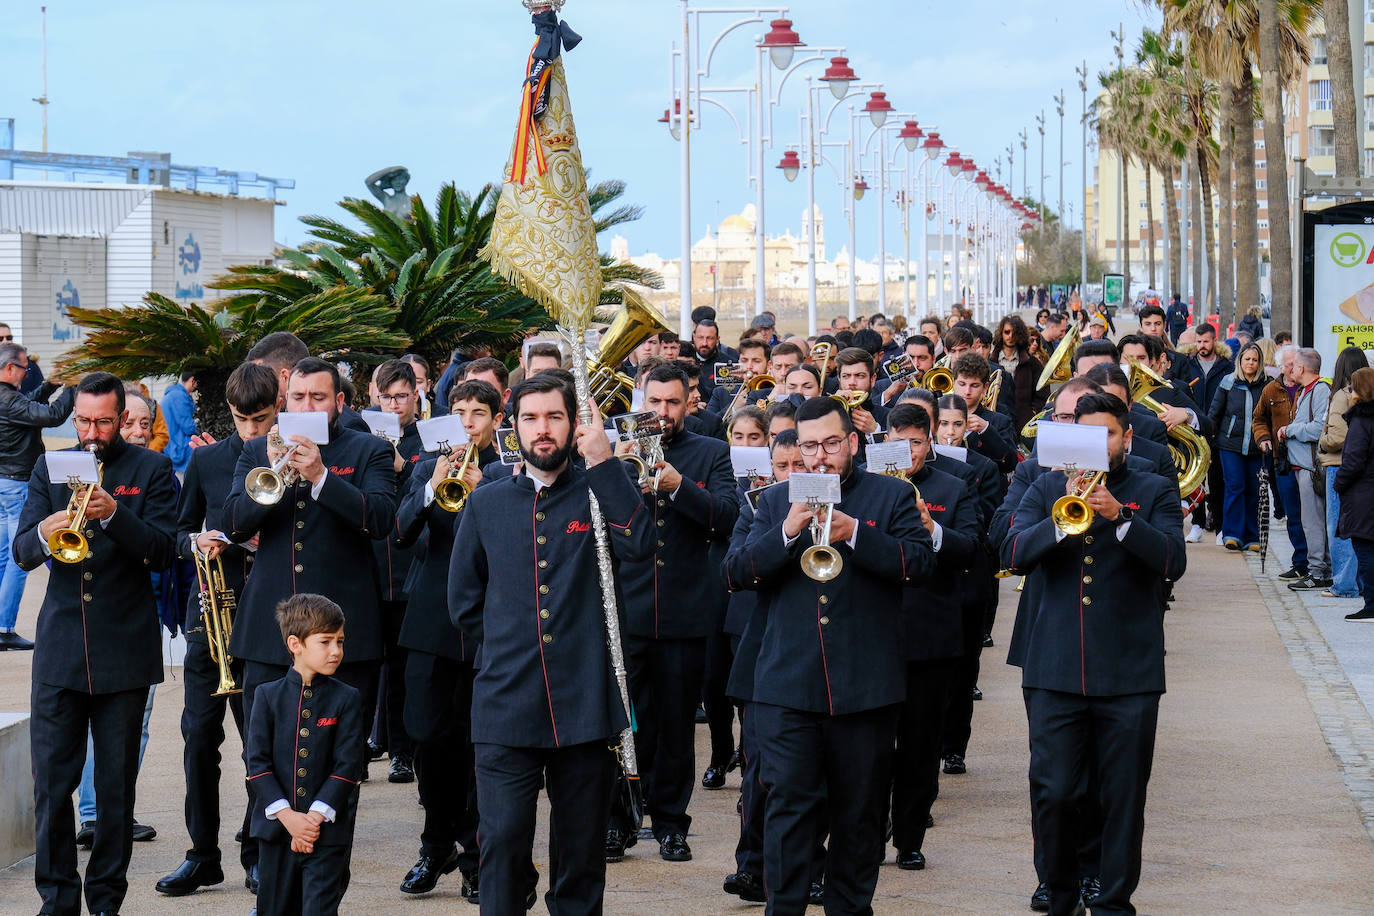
left=1030, top=880, right=1050, bottom=912
left=926, top=813, right=935, bottom=828
left=388, top=755, right=416, bottom=784
left=727, top=747, right=741, bottom=772
left=1347, top=609, right=1374, bottom=620
left=896, top=849, right=926, bottom=870
left=460, top=866, right=479, bottom=904
left=981, top=633, right=993, bottom=648
left=808, top=881, right=824, bottom=906
left=723, top=870, right=766, bottom=902
left=694, top=705, right=708, bottom=724
left=401, top=846, right=460, bottom=894
left=233, top=829, right=244, bottom=844
left=0, top=631, right=34, bottom=650
left=525, top=885, right=538, bottom=909
left=155, top=859, right=224, bottom=896
left=971, top=686, right=983, bottom=701
left=245, top=863, right=260, bottom=894
left=701, top=765, right=726, bottom=789
left=942, top=754, right=966, bottom=775
left=605, top=828, right=633, bottom=863
left=367, top=740, right=385, bottom=761
left=131, top=820, right=156, bottom=842
left=1079, top=875, right=1101, bottom=905
left=659, top=833, right=692, bottom=861
left=75, top=821, right=95, bottom=848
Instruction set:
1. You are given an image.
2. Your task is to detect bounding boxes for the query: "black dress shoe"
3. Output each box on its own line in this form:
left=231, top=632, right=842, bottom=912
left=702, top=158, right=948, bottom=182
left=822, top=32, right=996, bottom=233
left=245, top=863, right=260, bottom=894
left=1079, top=875, right=1101, bottom=905
left=942, top=754, right=966, bottom=775
left=1030, top=880, right=1050, bottom=912
left=234, top=828, right=244, bottom=844
left=131, top=820, right=156, bottom=842
left=367, top=740, right=385, bottom=760
left=388, top=755, right=416, bottom=784
left=925, top=813, right=935, bottom=828
left=659, top=833, right=692, bottom=861
left=971, top=686, right=983, bottom=701
left=0, top=631, right=34, bottom=650
left=896, top=849, right=926, bottom=870
left=525, top=885, right=538, bottom=909
left=75, top=820, right=95, bottom=848
left=723, top=870, right=766, bottom=902
left=605, top=828, right=633, bottom=863
left=156, top=859, right=224, bottom=896
left=460, top=866, right=479, bottom=904
left=701, top=764, right=726, bottom=789
left=808, top=881, right=824, bottom=906
left=401, top=846, right=460, bottom=894
left=727, top=747, right=741, bottom=772
left=1347, top=608, right=1374, bottom=620
left=981, top=633, right=993, bottom=648
left=694, top=705, right=708, bottom=724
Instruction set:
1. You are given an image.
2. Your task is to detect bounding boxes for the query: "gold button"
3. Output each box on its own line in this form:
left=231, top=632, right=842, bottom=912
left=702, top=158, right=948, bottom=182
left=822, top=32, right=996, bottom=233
left=303, top=689, right=312, bottom=698
left=1082, top=596, right=1092, bottom=606
left=296, top=520, right=305, bottom=529
left=623, top=528, right=631, bottom=535
left=657, top=540, right=665, bottom=548
left=542, top=634, right=553, bottom=644
left=297, top=501, right=306, bottom=509
left=299, top=727, right=309, bottom=737
left=656, top=559, right=664, bottom=567
left=294, top=542, right=303, bottom=551
left=539, top=584, right=549, bottom=595
left=657, top=519, right=665, bottom=527
left=1084, top=535, right=1095, bottom=545
left=297, top=767, right=307, bottom=777
left=83, top=572, right=92, bottom=581
left=301, top=709, right=310, bottom=718
left=540, top=609, right=550, bottom=619
left=295, top=564, right=304, bottom=573
left=820, top=616, right=830, bottom=625
left=83, top=593, right=93, bottom=602
left=297, top=787, right=306, bottom=796
left=1084, top=556, right=1094, bottom=565
left=819, top=596, right=829, bottom=605
left=299, top=748, right=308, bottom=758
left=85, top=529, right=95, bottom=538
left=535, top=511, right=546, bottom=522
left=537, top=535, right=547, bottom=545
left=538, top=560, right=548, bottom=569
left=657, top=499, right=666, bottom=507
left=1082, top=576, right=1092, bottom=585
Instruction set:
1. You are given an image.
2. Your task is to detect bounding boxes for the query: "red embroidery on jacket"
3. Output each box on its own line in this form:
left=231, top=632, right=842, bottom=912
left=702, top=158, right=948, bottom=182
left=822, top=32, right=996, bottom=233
left=316, top=716, right=338, bottom=727
left=865, top=519, right=877, bottom=527
left=926, top=503, right=946, bottom=513
left=1124, top=501, right=1140, bottom=510
left=566, top=520, right=590, bottom=534
left=328, top=466, right=354, bottom=476
left=112, top=485, right=141, bottom=496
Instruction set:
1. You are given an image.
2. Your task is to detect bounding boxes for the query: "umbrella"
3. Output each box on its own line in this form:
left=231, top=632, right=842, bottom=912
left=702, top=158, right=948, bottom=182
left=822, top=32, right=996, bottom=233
left=1256, top=454, right=1271, bottom=573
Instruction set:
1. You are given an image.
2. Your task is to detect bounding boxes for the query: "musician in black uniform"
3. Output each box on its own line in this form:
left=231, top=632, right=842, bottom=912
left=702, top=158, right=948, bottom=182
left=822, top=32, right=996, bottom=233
left=155, top=362, right=279, bottom=897
left=706, top=338, right=770, bottom=416
left=727, top=396, right=935, bottom=914
left=369, top=359, right=425, bottom=784
left=951, top=353, right=1017, bottom=475
left=395, top=379, right=503, bottom=899
left=607, top=363, right=738, bottom=862
left=449, top=373, right=652, bottom=914
left=246, top=594, right=363, bottom=916
left=1002, top=393, right=1186, bottom=916
left=247, top=332, right=370, bottom=434
left=832, top=347, right=889, bottom=460
left=225, top=356, right=396, bottom=889
left=19, top=372, right=178, bottom=916
left=884, top=404, right=981, bottom=871
left=1082, top=365, right=1180, bottom=480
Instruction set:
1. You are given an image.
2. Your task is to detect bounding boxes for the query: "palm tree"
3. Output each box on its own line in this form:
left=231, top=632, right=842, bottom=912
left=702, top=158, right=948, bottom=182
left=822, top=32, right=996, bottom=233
left=1138, top=30, right=1194, bottom=297
left=1097, top=66, right=1148, bottom=299
left=1324, top=0, right=1362, bottom=180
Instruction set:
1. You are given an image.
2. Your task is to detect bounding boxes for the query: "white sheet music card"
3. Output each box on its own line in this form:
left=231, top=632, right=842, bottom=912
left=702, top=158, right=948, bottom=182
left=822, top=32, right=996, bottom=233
left=630, top=388, right=645, bottom=411
left=361, top=410, right=401, bottom=441
left=46, top=449, right=99, bottom=485
left=932, top=443, right=969, bottom=463
left=788, top=473, right=841, bottom=504
left=277, top=411, right=330, bottom=445
left=1036, top=421, right=1110, bottom=472
left=731, top=446, right=771, bottom=479
left=865, top=440, right=913, bottom=472
left=417, top=414, right=468, bottom=453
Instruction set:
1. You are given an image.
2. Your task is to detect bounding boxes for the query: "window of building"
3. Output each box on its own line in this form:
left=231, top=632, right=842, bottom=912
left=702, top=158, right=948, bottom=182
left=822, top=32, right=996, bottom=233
left=1258, top=219, right=1269, bottom=229
left=1256, top=160, right=1266, bottom=171
left=1312, top=35, right=1328, bottom=66
left=1367, top=44, right=1374, bottom=77
left=1309, top=125, right=1335, bottom=158
left=1311, top=79, right=1332, bottom=111
left=1257, top=179, right=1267, bottom=190
left=1368, top=0, right=1374, bottom=23
left=1365, top=148, right=1374, bottom=175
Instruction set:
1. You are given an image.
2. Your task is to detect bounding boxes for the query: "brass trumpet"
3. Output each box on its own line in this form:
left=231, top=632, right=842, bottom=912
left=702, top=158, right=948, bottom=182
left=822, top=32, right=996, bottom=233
left=434, top=442, right=477, bottom=513
left=245, top=430, right=300, bottom=506
left=981, top=369, right=1003, bottom=409
left=800, top=499, right=843, bottom=582
left=1051, top=466, right=1106, bottom=536
left=812, top=342, right=835, bottom=391
left=48, top=444, right=101, bottom=564
left=830, top=390, right=869, bottom=411
left=921, top=367, right=954, bottom=395
left=192, top=543, right=240, bottom=697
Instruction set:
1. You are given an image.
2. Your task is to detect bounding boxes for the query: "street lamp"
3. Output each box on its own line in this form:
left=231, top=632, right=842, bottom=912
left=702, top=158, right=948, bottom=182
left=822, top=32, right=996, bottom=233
left=760, top=18, right=802, bottom=70
left=922, top=132, right=943, bottom=161
left=898, top=119, right=923, bottom=152
left=777, top=149, right=801, bottom=182
left=853, top=178, right=868, bottom=200
left=864, top=91, right=893, bottom=128
left=819, top=55, right=856, bottom=100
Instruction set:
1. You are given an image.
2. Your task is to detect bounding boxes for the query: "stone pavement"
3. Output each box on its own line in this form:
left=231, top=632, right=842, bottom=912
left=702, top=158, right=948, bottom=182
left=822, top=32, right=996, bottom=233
left=3, top=531, right=1374, bottom=914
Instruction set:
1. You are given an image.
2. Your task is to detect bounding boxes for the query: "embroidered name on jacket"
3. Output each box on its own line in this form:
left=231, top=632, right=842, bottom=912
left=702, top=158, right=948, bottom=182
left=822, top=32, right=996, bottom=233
left=328, top=466, right=355, bottom=476
left=112, top=485, right=141, bottom=496
left=566, top=520, right=590, bottom=534
left=316, top=716, right=338, bottom=727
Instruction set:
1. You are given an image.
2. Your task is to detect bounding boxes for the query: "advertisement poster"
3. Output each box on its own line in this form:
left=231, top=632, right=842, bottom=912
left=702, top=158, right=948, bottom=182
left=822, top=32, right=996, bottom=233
left=1102, top=274, right=1124, bottom=309
left=1312, top=223, right=1374, bottom=375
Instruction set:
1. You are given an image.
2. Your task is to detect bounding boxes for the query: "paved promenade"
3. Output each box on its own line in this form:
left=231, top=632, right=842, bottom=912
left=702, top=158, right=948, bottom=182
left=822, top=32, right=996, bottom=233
left=3, top=532, right=1374, bottom=913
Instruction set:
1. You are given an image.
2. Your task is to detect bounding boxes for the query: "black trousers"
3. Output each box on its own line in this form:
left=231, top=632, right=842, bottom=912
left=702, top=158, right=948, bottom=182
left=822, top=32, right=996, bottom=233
left=734, top=702, right=765, bottom=876
left=611, top=635, right=707, bottom=838
left=1193, top=452, right=1225, bottom=529
left=475, top=740, right=614, bottom=916
left=891, top=658, right=957, bottom=855
left=404, top=650, right=479, bottom=869
left=255, top=839, right=351, bottom=916
left=1026, top=688, right=1159, bottom=916
left=372, top=599, right=413, bottom=758
left=32, top=682, right=147, bottom=916
left=702, top=627, right=737, bottom=769
left=180, top=634, right=250, bottom=867
left=941, top=597, right=986, bottom=759
left=754, top=702, right=898, bottom=916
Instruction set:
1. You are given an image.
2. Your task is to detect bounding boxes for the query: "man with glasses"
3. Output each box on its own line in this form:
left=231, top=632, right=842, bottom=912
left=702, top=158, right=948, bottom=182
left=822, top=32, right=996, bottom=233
left=17, top=372, right=178, bottom=916
left=0, top=341, right=75, bottom=650
left=727, top=396, right=933, bottom=914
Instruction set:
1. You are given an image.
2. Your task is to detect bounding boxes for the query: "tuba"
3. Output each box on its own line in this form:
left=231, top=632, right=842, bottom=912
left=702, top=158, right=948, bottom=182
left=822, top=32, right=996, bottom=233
left=1125, top=358, right=1212, bottom=511
left=434, top=442, right=478, bottom=513
left=191, top=543, right=240, bottom=697
left=48, top=444, right=101, bottom=564
left=587, top=294, right=672, bottom=415
left=1035, top=322, right=1080, bottom=390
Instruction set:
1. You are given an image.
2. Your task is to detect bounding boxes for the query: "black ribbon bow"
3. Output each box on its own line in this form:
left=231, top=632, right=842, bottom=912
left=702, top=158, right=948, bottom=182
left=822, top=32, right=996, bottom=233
left=527, top=9, right=582, bottom=120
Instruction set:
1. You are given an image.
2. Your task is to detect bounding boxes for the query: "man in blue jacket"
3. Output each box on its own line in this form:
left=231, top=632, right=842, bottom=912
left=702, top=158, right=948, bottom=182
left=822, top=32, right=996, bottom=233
left=160, top=370, right=199, bottom=475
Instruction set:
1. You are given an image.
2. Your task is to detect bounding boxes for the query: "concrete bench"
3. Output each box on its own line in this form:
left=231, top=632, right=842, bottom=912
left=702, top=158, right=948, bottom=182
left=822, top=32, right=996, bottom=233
left=0, top=713, right=34, bottom=868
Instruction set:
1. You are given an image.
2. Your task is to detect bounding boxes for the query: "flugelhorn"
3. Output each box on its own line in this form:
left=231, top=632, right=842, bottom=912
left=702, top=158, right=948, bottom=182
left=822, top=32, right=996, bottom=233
left=434, top=442, right=477, bottom=513
left=245, top=429, right=300, bottom=506
left=191, top=542, right=240, bottom=697
left=1052, top=464, right=1106, bottom=536
left=48, top=444, right=100, bottom=564
left=800, top=499, right=842, bottom=582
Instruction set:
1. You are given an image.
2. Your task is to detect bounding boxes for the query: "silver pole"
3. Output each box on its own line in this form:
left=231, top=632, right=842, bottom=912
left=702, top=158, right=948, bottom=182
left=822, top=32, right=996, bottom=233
left=679, top=0, right=692, bottom=335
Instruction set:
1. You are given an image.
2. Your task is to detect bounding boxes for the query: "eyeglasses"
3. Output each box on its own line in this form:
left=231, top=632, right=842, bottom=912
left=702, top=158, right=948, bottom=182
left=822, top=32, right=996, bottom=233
left=73, top=416, right=118, bottom=431
left=377, top=393, right=414, bottom=405
left=1050, top=412, right=1076, bottom=422
left=799, top=437, right=847, bottom=456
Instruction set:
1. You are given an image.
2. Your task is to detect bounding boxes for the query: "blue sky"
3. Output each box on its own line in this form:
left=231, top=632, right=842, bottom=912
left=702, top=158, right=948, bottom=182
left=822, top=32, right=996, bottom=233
left=1, top=0, right=1160, bottom=261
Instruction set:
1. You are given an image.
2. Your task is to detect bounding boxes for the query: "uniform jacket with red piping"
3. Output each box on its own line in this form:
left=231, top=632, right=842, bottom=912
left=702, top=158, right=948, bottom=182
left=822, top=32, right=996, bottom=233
left=1001, top=462, right=1185, bottom=696
left=618, top=428, right=739, bottom=640
left=901, top=464, right=979, bottom=662
left=16, top=434, right=177, bottom=694
left=225, top=424, right=397, bottom=666
left=448, top=459, right=652, bottom=748
left=246, top=667, right=362, bottom=846
left=726, top=469, right=934, bottom=715
left=176, top=433, right=254, bottom=638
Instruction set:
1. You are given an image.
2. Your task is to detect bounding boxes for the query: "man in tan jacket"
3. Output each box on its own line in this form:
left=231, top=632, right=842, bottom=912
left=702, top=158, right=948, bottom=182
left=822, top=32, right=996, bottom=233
left=1252, top=345, right=1309, bottom=580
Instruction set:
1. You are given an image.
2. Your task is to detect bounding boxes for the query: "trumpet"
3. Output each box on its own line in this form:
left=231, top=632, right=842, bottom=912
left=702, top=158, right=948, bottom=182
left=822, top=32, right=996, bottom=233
left=48, top=444, right=101, bottom=564
left=800, top=499, right=843, bottom=582
left=245, top=429, right=301, bottom=506
left=620, top=423, right=664, bottom=490
left=879, top=462, right=920, bottom=502
left=191, top=542, right=240, bottom=697
left=434, top=442, right=478, bottom=513
left=830, top=390, right=869, bottom=411
left=921, top=367, right=954, bottom=394
left=981, top=369, right=1003, bottom=409
left=812, top=342, right=835, bottom=391
left=1051, top=465, right=1106, bottom=536
left=722, top=373, right=776, bottom=424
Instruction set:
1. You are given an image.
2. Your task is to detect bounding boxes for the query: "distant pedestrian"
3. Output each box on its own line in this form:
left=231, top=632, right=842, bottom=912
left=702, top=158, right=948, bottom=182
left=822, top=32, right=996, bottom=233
left=1166, top=294, right=1189, bottom=343
left=1207, top=343, right=1267, bottom=551
left=1320, top=347, right=1372, bottom=599
left=160, top=370, right=199, bottom=474
left=1335, top=368, right=1374, bottom=621
left=1282, top=349, right=1332, bottom=591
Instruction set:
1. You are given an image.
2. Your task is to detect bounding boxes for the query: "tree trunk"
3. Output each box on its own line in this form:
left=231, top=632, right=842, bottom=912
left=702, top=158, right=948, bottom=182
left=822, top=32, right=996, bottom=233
left=1163, top=161, right=1181, bottom=294
left=1191, top=162, right=1204, bottom=311
left=1122, top=161, right=1132, bottom=300
left=1259, top=0, right=1294, bottom=335
left=1145, top=163, right=1157, bottom=287
left=1198, top=145, right=1218, bottom=320
left=1218, top=85, right=1236, bottom=329
left=1327, top=0, right=1362, bottom=179
left=193, top=368, right=234, bottom=442
left=1233, top=69, right=1261, bottom=321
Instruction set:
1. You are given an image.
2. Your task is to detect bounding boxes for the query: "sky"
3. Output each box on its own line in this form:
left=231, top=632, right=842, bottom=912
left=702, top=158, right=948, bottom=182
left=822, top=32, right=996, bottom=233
left=0, top=0, right=1161, bottom=263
